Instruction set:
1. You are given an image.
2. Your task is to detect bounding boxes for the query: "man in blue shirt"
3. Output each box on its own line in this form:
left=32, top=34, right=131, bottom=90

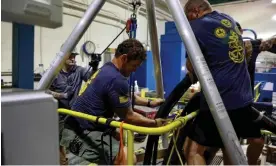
left=182, top=0, right=263, bottom=165
left=238, top=22, right=276, bottom=94
left=63, top=39, right=165, bottom=165
left=48, top=47, right=93, bottom=109
left=47, top=47, right=93, bottom=165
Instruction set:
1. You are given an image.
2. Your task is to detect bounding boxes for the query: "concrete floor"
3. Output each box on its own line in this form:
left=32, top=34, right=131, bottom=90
left=67, top=137, right=276, bottom=165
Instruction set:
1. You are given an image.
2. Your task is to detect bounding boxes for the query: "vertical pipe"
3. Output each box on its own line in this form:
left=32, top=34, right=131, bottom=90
left=12, top=23, right=34, bottom=89
left=165, top=0, right=248, bottom=165
left=145, top=0, right=164, bottom=98
left=127, top=130, right=134, bottom=165
left=36, top=0, right=106, bottom=90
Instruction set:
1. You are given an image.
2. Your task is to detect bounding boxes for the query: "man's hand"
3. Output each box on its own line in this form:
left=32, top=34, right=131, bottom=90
left=150, top=98, right=165, bottom=107
left=155, top=118, right=168, bottom=127
left=260, top=39, right=273, bottom=51
left=46, top=90, right=63, bottom=99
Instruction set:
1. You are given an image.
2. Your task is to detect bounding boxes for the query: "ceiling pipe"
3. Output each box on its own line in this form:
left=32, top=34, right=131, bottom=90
left=66, top=0, right=124, bottom=24
left=107, top=0, right=169, bottom=21
left=140, top=0, right=172, bottom=19
left=63, top=11, right=124, bottom=30
left=63, top=0, right=127, bottom=25
left=212, top=0, right=258, bottom=7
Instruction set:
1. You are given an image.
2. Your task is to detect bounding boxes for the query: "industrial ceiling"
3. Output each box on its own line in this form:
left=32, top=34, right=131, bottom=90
left=208, top=0, right=242, bottom=4
left=178, top=0, right=254, bottom=5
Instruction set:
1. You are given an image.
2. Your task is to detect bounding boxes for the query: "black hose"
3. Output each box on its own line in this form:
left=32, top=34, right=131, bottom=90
left=162, top=92, right=201, bottom=165
left=143, top=74, right=192, bottom=165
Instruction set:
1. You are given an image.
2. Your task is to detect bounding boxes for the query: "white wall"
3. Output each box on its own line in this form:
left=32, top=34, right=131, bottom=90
left=2, top=0, right=276, bottom=82
left=1, top=0, right=166, bottom=77
left=213, top=0, right=276, bottom=40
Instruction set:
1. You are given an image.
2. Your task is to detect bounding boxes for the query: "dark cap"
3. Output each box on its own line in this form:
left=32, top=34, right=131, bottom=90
left=70, top=47, right=79, bottom=55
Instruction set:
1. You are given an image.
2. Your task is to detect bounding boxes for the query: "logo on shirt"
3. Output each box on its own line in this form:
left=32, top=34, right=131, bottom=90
left=119, top=96, right=129, bottom=103
left=221, top=19, right=232, bottom=28
left=214, top=27, right=227, bottom=38
left=228, top=30, right=244, bottom=63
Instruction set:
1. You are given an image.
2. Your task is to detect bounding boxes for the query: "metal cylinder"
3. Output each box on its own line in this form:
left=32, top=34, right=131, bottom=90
left=165, top=0, right=248, bottom=164
left=145, top=0, right=164, bottom=98
left=36, top=0, right=106, bottom=90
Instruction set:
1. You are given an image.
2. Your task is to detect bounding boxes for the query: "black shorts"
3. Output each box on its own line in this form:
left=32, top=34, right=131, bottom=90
left=188, top=105, right=262, bottom=148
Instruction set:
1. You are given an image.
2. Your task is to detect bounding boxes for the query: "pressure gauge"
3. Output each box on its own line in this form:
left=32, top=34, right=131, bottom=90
left=82, top=41, right=96, bottom=56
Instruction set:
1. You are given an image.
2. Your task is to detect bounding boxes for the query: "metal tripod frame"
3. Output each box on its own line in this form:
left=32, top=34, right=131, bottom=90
left=36, top=0, right=247, bottom=164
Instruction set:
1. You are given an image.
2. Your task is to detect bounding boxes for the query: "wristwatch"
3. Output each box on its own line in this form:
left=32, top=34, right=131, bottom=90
left=147, top=99, right=152, bottom=107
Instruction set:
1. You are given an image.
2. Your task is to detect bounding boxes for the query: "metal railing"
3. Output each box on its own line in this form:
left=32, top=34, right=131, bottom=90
left=254, top=82, right=262, bottom=102
left=58, top=108, right=198, bottom=165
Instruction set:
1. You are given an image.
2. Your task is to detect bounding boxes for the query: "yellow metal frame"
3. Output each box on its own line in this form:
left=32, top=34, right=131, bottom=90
left=58, top=109, right=198, bottom=165
left=261, top=130, right=276, bottom=136
left=254, top=82, right=261, bottom=102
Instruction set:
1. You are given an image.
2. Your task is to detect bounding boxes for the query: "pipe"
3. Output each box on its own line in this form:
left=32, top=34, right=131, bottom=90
left=36, top=0, right=106, bottom=90
left=63, top=1, right=126, bottom=25
left=63, top=12, right=124, bottom=30
left=243, top=28, right=258, bottom=39
left=66, top=0, right=124, bottom=25
left=40, top=27, right=43, bottom=65
left=145, top=0, right=164, bottom=98
left=138, top=0, right=172, bottom=20
left=107, top=0, right=168, bottom=21
left=212, top=0, right=256, bottom=7
left=165, top=0, right=248, bottom=165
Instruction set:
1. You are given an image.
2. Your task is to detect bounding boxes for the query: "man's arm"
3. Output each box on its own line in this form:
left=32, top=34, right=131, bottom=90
left=107, top=78, right=164, bottom=127
left=80, top=66, right=96, bottom=82
left=186, top=57, right=198, bottom=84
left=134, top=94, right=164, bottom=107
left=115, top=107, right=157, bottom=127
left=47, top=77, right=69, bottom=99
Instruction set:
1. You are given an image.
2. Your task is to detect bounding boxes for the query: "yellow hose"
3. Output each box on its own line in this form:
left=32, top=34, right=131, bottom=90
left=58, top=108, right=198, bottom=135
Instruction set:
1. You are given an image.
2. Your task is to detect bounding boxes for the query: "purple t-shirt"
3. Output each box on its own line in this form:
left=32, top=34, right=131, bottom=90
left=71, top=62, right=131, bottom=130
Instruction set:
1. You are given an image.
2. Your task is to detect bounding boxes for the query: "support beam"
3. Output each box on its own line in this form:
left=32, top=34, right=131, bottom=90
left=36, top=0, right=106, bottom=90
left=145, top=0, right=164, bottom=98
left=12, top=23, right=34, bottom=89
left=165, top=0, right=248, bottom=164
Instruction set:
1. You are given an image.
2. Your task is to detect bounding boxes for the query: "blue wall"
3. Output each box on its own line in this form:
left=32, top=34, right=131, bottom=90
left=135, top=51, right=156, bottom=90
left=135, top=21, right=187, bottom=98
left=160, top=21, right=187, bottom=98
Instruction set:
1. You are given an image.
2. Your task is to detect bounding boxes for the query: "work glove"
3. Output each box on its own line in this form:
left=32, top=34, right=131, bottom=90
left=155, top=118, right=168, bottom=127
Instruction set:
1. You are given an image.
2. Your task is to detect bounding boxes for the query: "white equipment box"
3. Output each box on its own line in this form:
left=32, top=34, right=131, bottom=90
left=1, top=0, right=63, bottom=28
left=1, top=89, right=59, bottom=165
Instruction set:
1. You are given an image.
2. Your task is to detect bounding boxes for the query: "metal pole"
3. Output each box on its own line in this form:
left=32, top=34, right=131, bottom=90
left=36, top=0, right=106, bottom=90
left=165, top=0, right=248, bottom=165
left=145, top=0, right=164, bottom=98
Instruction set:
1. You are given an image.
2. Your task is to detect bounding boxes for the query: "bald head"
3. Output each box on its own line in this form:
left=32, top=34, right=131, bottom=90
left=184, top=0, right=212, bottom=20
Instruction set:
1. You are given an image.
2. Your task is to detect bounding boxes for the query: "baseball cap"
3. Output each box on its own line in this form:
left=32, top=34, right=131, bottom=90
left=71, top=47, right=79, bottom=55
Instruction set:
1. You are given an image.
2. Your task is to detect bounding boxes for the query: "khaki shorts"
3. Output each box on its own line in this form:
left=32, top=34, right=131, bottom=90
left=60, top=126, right=119, bottom=165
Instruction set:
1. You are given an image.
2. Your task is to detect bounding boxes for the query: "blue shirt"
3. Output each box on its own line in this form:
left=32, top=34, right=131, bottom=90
left=50, top=66, right=92, bottom=109
left=71, top=62, right=131, bottom=130
left=189, top=11, right=253, bottom=110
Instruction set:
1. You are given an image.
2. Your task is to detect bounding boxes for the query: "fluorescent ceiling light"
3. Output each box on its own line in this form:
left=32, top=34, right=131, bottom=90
left=272, top=0, right=276, bottom=4
left=272, top=14, right=276, bottom=21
